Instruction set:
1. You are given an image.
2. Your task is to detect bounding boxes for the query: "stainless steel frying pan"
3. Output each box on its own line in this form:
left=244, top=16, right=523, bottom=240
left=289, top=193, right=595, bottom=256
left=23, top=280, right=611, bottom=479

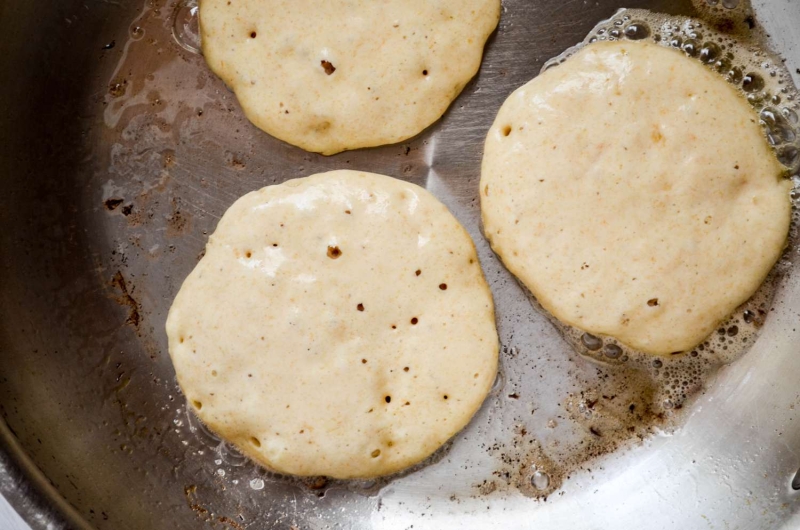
left=2, top=0, right=800, bottom=528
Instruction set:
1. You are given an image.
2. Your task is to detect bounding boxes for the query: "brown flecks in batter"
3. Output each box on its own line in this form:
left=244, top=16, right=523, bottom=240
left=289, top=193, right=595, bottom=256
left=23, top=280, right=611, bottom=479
left=321, top=60, right=336, bottom=75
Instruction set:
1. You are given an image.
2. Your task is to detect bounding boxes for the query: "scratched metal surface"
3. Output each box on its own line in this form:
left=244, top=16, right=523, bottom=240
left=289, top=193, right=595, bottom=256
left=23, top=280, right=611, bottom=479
left=1, top=0, right=800, bottom=528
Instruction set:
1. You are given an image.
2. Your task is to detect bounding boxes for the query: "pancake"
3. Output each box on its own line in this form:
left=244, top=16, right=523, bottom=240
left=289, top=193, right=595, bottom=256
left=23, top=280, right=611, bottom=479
left=480, top=40, right=791, bottom=355
left=166, top=170, right=498, bottom=478
left=199, top=0, right=500, bottom=155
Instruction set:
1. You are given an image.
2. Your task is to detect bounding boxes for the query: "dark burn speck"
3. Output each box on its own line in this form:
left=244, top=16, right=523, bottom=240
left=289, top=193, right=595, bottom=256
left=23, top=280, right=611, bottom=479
left=321, top=60, right=336, bottom=75
left=104, top=198, right=123, bottom=211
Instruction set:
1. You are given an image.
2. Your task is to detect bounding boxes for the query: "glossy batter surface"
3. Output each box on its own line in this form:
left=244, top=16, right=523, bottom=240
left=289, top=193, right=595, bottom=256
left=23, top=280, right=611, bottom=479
left=199, top=0, right=500, bottom=154
left=167, top=170, right=498, bottom=478
left=481, top=40, right=791, bottom=355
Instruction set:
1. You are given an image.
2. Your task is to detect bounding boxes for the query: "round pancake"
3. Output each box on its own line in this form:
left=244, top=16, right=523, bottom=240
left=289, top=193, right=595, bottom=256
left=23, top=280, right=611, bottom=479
left=480, top=40, right=791, bottom=356
left=199, top=0, right=500, bottom=155
left=166, top=170, right=498, bottom=478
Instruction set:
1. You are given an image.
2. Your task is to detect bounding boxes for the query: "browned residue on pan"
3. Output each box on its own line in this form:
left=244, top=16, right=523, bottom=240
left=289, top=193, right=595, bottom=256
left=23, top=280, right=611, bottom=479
left=110, top=271, right=141, bottom=327
left=166, top=196, right=191, bottom=236
left=184, top=485, right=244, bottom=529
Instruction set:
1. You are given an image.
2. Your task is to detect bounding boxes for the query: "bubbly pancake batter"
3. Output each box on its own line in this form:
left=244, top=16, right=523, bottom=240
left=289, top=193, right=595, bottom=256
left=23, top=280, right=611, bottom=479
left=481, top=40, right=791, bottom=355
left=199, top=0, right=500, bottom=154
left=167, top=170, right=498, bottom=478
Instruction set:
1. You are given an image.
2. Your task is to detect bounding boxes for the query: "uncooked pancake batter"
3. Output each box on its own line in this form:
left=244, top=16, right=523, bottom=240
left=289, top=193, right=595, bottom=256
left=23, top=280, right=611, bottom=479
left=481, top=40, right=791, bottom=355
left=167, top=170, right=499, bottom=478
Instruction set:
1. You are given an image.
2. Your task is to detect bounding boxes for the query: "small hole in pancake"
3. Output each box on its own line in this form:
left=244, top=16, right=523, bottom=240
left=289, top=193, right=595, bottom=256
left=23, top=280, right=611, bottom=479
left=272, top=243, right=278, bottom=247
left=250, top=436, right=261, bottom=448
left=403, top=367, right=409, bottom=372
left=647, top=298, right=659, bottom=307
left=439, top=283, right=447, bottom=290
left=410, top=317, right=418, bottom=325
left=443, top=395, right=449, bottom=400
left=321, top=60, right=336, bottom=75
left=415, top=269, right=421, bottom=276
left=385, top=396, right=392, bottom=403
left=371, top=449, right=381, bottom=458
left=250, top=31, right=257, bottom=38
left=245, top=251, right=252, bottom=258
left=391, top=325, right=397, bottom=329
left=792, top=467, right=800, bottom=490
left=327, top=246, right=342, bottom=259
left=502, top=125, right=512, bottom=136
left=357, top=303, right=365, bottom=311
left=422, top=69, right=429, bottom=76
left=192, top=400, right=203, bottom=410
